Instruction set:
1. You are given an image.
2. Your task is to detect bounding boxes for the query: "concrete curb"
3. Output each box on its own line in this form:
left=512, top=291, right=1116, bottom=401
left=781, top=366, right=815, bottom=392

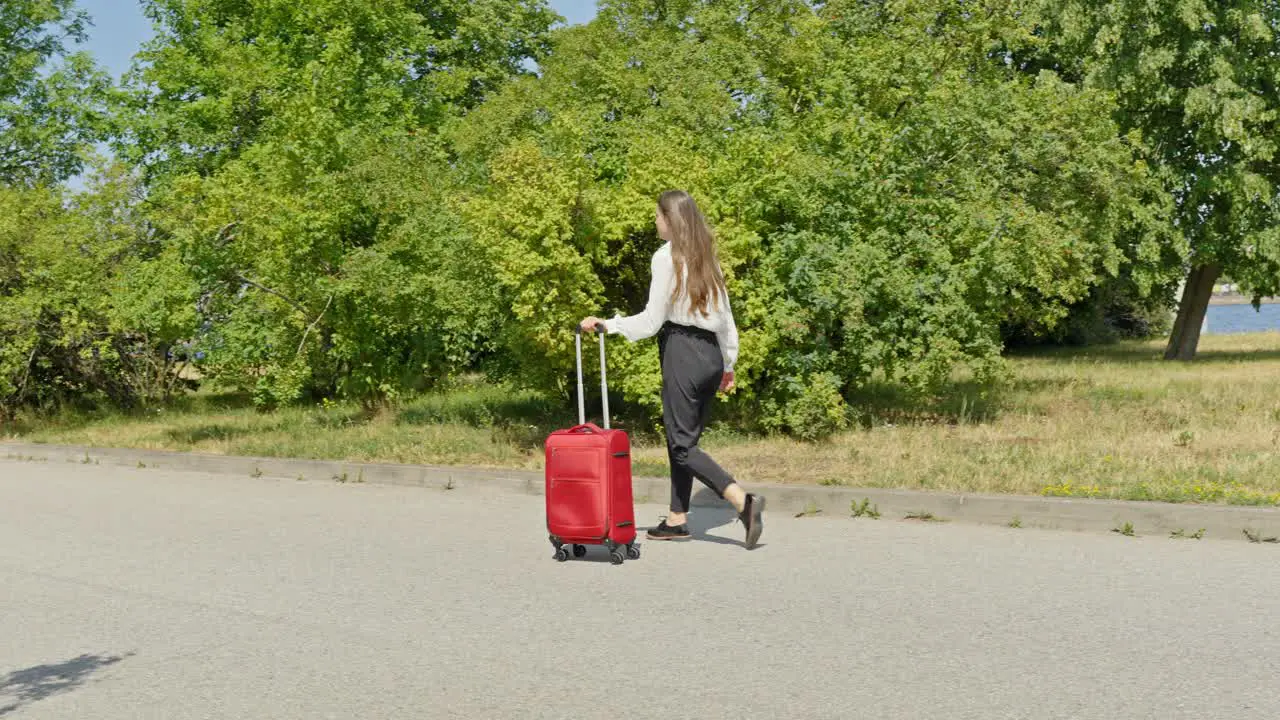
left=5, top=441, right=1280, bottom=543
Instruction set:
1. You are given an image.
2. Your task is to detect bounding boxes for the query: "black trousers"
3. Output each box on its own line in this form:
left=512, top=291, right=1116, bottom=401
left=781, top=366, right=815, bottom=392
left=658, top=322, right=737, bottom=514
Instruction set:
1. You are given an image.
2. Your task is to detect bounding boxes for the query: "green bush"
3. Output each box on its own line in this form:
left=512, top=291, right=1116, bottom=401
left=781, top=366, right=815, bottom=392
left=447, top=1, right=1172, bottom=432
left=4, top=0, right=1192, bottom=440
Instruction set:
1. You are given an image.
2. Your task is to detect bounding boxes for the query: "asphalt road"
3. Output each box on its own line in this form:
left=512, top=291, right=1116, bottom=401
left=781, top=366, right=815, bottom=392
left=3, top=459, right=1279, bottom=719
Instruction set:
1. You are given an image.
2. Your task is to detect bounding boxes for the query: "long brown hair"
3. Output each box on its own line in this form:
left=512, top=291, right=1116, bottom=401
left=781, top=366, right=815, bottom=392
left=658, top=190, right=727, bottom=317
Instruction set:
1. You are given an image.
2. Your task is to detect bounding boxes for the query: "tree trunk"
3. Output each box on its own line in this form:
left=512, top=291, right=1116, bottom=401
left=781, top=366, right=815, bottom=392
left=1164, top=263, right=1222, bottom=361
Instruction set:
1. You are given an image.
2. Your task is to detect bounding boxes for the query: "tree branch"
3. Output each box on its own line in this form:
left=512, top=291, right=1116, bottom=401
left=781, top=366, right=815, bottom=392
left=213, top=222, right=239, bottom=246
left=14, top=345, right=38, bottom=402
left=235, top=274, right=309, bottom=316
left=296, top=294, right=334, bottom=357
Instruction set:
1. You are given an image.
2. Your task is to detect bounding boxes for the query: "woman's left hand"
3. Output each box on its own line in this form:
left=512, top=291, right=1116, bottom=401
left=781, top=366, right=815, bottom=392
left=719, top=371, right=735, bottom=393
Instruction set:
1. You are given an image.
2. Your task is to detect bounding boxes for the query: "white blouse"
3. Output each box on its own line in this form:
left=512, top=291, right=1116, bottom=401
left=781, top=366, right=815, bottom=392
left=604, top=242, right=740, bottom=372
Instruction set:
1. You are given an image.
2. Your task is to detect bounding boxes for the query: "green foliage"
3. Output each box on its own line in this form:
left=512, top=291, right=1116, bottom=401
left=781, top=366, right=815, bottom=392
left=3, top=0, right=1210, bottom=441
left=449, top=0, right=1172, bottom=436
left=118, top=0, right=557, bottom=408
left=770, top=372, right=849, bottom=440
left=1028, top=0, right=1280, bottom=307
left=124, top=0, right=557, bottom=177
left=851, top=498, right=881, bottom=519
left=0, top=166, right=192, bottom=417
left=1112, top=521, right=1136, bottom=537
left=0, top=0, right=115, bottom=186
left=1005, top=271, right=1177, bottom=347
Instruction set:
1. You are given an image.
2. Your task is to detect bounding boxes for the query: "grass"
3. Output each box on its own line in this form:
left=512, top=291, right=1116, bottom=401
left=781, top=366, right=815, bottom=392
left=7, top=380, right=562, bottom=472
left=851, top=498, right=881, bottom=519
left=793, top=501, right=823, bottom=518
left=9, top=333, right=1280, bottom=507
left=1112, top=522, right=1136, bottom=537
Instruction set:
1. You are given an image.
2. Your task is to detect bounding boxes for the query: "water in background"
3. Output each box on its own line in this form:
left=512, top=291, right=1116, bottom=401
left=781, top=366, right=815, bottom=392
left=1203, top=302, right=1280, bottom=334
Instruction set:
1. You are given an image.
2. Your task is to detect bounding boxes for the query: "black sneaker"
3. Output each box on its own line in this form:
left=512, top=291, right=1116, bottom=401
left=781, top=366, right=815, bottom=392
left=739, top=494, right=766, bottom=549
left=647, top=519, right=691, bottom=540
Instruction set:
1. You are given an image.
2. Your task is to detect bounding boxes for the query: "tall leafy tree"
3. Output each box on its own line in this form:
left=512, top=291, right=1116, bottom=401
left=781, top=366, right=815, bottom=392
left=121, top=0, right=558, bottom=406
left=0, top=166, right=187, bottom=418
left=452, top=0, right=1172, bottom=435
left=123, top=0, right=557, bottom=178
left=1, top=0, right=113, bottom=186
left=1027, top=0, right=1280, bottom=360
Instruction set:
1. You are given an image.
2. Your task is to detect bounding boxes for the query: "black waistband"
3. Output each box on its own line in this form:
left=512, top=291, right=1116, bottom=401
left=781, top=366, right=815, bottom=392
left=661, top=322, right=717, bottom=342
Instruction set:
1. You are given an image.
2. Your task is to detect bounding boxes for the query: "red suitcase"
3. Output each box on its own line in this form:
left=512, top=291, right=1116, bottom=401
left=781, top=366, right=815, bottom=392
left=545, top=325, right=639, bottom=565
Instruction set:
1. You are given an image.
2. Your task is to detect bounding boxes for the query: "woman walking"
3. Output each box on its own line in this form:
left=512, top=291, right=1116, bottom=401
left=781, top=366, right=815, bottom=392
left=580, top=190, right=765, bottom=549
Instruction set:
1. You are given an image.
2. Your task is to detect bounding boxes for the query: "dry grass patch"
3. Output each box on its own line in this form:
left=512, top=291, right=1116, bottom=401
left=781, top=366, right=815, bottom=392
left=635, top=333, right=1280, bottom=504
left=10, top=333, right=1280, bottom=506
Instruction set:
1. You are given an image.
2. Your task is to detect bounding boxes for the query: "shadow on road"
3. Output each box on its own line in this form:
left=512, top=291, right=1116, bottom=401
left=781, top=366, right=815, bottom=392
left=685, top=488, right=762, bottom=549
left=687, top=506, right=749, bottom=548
left=0, top=652, right=132, bottom=717
left=634, top=488, right=765, bottom=550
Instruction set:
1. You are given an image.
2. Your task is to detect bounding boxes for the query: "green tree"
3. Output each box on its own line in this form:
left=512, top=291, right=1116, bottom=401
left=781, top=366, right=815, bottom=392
left=123, top=0, right=557, bottom=178
left=1, top=0, right=113, bottom=186
left=451, top=0, right=1171, bottom=436
left=0, top=165, right=190, bottom=418
left=121, top=0, right=558, bottom=406
left=1028, top=0, right=1280, bottom=360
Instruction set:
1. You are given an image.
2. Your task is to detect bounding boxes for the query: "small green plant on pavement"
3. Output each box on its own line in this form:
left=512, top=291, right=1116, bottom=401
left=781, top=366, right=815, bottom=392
left=794, top=501, right=822, bottom=518
left=851, top=498, right=881, bottom=519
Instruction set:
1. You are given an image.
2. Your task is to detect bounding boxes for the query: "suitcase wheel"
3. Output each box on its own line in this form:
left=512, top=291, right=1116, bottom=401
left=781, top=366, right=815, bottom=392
left=554, top=547, right=570, bottom=562
left=626, top=544, right=640, bottom=560
left=572, top=544, right=587, bottom=559
left=609, top=549, right=625, bottom=565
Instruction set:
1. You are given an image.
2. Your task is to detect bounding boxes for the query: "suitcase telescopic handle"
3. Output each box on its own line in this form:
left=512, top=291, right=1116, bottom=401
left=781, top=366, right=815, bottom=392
left=573, top=324, right=610, bottom=429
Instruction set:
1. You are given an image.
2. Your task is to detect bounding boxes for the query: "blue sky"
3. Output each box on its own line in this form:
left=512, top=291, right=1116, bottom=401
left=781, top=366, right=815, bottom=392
left=76, top=0, right=600, bottom=78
